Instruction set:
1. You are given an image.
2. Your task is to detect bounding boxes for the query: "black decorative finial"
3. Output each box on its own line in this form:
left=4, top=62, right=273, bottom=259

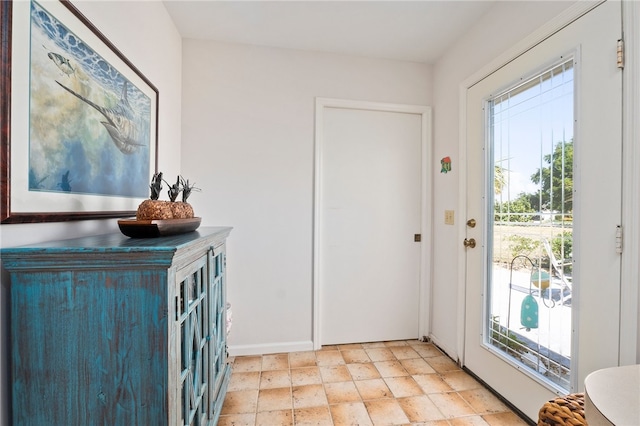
left=180, top=176, right=200, bottom=202
left=149, top=172, right=163, bottom=200
left=168, top=176, right=181, bottom=202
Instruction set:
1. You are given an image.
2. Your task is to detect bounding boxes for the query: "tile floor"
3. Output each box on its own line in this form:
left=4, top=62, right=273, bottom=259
left=219, top=340, right=530, bottom=425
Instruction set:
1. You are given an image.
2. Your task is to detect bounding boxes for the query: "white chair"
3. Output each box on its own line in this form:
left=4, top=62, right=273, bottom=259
left=542, top=238, right=572, bottom=305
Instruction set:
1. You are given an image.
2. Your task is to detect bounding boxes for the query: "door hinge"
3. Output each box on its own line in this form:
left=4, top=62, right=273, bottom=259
left=617, top=39, right=624, bottom=69
left=616, top=225, right=623, bottom=254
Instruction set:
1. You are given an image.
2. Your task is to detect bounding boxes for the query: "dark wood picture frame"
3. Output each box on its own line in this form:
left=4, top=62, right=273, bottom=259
left=1, top=0, right=158, bottom=224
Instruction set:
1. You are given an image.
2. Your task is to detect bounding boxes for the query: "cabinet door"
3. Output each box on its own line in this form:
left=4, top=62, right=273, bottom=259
left=176, top=254, right=211, bottom=425
left=209, top=244, right=228, bottom=414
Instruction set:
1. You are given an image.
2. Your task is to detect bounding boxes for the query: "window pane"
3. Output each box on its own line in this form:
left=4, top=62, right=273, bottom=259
left=487, top=59, right=574, bottom=391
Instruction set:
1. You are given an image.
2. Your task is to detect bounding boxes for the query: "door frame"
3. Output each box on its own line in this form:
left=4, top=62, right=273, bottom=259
left=620, top=0, right=640, bottom=366
left=457, top=0, right=639, bottom=368
left=313, top=97, right=433, bottom=350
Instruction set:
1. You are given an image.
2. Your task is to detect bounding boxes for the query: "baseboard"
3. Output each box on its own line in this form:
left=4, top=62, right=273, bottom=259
left=228, top=340, right=314, bottom=357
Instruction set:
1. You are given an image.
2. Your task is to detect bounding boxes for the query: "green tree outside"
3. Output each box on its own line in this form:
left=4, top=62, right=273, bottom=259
left=495, top=193, right=534, bottom=222
left=529, top=141, right=573, bottom=214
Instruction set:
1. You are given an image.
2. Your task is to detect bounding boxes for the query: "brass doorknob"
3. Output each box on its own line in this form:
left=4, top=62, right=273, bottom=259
left=463, top=238, right=476, bottom=248
left=467, top=219, right=476, bottom=228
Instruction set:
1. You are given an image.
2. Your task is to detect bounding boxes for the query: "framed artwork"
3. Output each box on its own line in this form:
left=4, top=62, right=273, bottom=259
left=1, top=0, right=158, bottom=223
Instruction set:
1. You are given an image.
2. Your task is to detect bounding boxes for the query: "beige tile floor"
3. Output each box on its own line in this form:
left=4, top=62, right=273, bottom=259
left=219, top=340, right=530, bottom=425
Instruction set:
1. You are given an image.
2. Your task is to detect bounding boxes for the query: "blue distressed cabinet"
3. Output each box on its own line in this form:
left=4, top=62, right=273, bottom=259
left=1, top=227, right=232, bottom=425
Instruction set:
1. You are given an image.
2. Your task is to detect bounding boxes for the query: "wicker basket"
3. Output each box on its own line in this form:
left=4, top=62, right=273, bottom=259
left=538, top=393, right=586, bottom=426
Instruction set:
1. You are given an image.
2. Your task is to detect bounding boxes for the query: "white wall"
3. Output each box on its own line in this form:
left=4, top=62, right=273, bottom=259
left=181, top=40, right=432, bottom=354
left=430, top=1, right=581, bottom=358
left=0, top=1, right=183, bottom=424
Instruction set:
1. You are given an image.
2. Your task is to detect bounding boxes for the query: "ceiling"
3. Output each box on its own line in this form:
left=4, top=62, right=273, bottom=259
left=163, top=1, right=497, bottom=64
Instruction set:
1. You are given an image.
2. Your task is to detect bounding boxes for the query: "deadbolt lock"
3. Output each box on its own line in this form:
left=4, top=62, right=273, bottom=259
left=463, top=238, right=476, bottom=248
left=467, top=219, right=476, bottom=228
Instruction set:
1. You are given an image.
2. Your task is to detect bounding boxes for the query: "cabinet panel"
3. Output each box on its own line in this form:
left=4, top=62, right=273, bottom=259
left=12, top=268, right=170, bottom=425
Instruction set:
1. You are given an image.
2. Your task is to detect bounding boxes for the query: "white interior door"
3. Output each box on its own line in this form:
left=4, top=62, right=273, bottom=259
left=316, top=100, right=429, bottom=346
left=464, top=2, right=622, bottom=421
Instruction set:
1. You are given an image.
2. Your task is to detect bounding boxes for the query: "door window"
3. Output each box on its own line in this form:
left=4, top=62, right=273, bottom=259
left=487, top=59, right=574, bottom=391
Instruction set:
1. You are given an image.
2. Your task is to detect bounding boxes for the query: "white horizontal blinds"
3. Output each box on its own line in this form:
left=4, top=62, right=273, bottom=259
left=488, top=59, right=574, bottom=391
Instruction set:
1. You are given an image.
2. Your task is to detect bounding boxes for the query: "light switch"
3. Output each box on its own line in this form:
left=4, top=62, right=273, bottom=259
left=444, top=210, right=454, bottom=225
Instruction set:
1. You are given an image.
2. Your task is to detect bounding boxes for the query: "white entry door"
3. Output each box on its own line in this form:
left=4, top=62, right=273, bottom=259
left=464, top=2, right=622, bottom=421
left=315, top=99, right=431, bottom=346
